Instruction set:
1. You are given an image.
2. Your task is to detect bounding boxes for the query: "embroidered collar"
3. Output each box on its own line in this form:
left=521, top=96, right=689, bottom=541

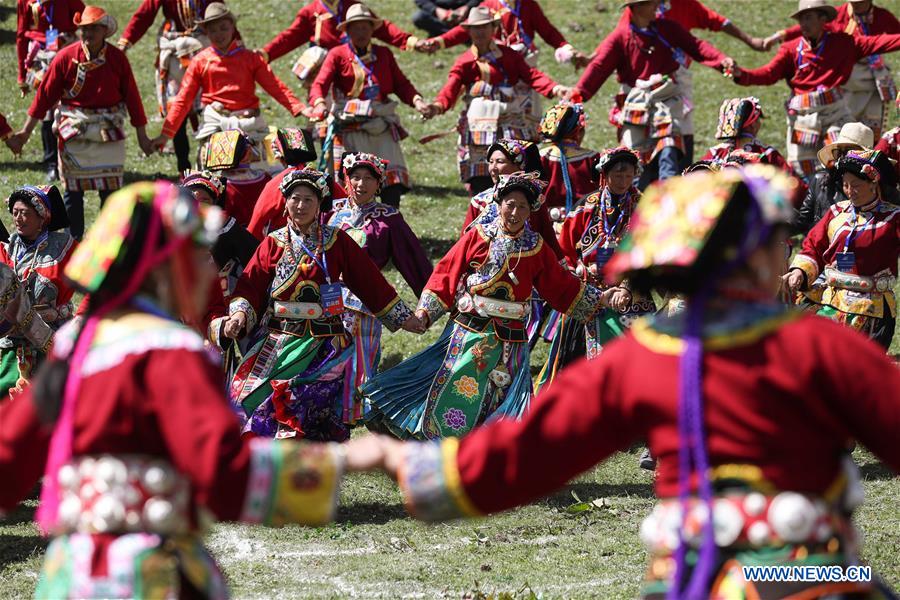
left=471, top=42, right=501, bottom=59
left=633, top=301, right=800, bottom=354
left=80, top=41, right=106, bottom=61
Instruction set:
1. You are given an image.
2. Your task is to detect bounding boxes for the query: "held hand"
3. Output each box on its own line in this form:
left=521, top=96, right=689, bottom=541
left=301, top=105, right=315, bottom=119
left=747, top=36, right=767, bottom=52
left=720, top=57, right=736, bottom=79
left=223, top=311, right=247, bottom=339
left=344, top=434, right=405, bottom=477
left=310, top=104, right=328, bottom=122
left=137, top=132, right=154, bottom=157
left=571, top=51, right=590, bottom=70
left=414, top=38, right=439, bottom=54
left=553, top=85, right=573, bottom=99
left=400, top=314, right=426, bottom=334
left=18, top=82, right=30, bottom=98
left=762, top=32, right=782, bottom=51
left=4, top=134, right=25, bottom=156
left=782, top=270, right=805, bottom=295
left=414, top=308, right=431, bottom=330
left=149, top=135, right=169, bottom=154
left=608, top=287, right=632, bottom=313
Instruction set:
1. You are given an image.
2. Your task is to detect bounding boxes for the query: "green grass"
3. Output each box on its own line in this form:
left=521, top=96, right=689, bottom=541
left=0, top=0, right=898, bottom=597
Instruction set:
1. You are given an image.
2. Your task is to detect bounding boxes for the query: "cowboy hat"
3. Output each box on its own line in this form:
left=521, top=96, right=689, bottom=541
left=195, top=2, right=235, bottom=25
left=461, top=6, right=500, bottom=27
left=790, top=0, right=838, bottom=21
left=336, top=4, right=383, bottom=31
left=816, top=122, right=874, bottom=167
left=74, top=6, right=118, bottom=38
left=620, top=0, right=657, bottom=8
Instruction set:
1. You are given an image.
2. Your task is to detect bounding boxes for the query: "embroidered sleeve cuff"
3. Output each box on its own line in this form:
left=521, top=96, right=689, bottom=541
left=239, top=438, right=345, bottom=526
left=207, top=316, right=228, bottom=349
left=375, top=296, right=413, bottom=332
left=399, top=438, right=480, bottom=522
left=417, top=290, right=448, bottom=326
left=117, top=38, right=132, bottom=50
left=259, top=49, right=270, bottom=63
left=229, top=296, right=257, bottom=332
left=790, top=254, right=820, bottom=286
left=566, top=283, right=604, bottom=323
left=312, top=97, right=327, bottom=107
left=404, top=36, right=420, bottom=51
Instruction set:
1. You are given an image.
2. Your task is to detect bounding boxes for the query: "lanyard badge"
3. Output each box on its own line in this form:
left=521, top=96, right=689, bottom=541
left=294, top=229, right=345, bottom=316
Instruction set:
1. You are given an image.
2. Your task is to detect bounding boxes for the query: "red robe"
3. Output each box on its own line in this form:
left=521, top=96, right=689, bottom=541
left=436, top=0, right=569, bottom=52
left=263, top=0, right=418, bottom=63
left=538, top=144, right=599, bottom=210
left=461, top=188, right=564, bottom=258
left=248, top=168, right=348, bottom=240
left=161, top=40, right=305, bottom=138
left=434, top=43, right=558, bottom=112
left=16, top=0, right=84, bottom=84
left=735, top=31, right=900, bottom=94
left=398, top=310, right=900, bottom=518
left=791, top=200, right=900, bottom=283
left=120, top=0, right=215, bottom=47
left=309, top=43, right=422, bottom=107
left=0, top=310, right=345, bottom=589
left=28, top=42, right=148, bottom=127
left=231, top=224, right=405, bottom=329
left=575, top=19, right=726, bottom=101
left=419, top=222, right=595, bottom=327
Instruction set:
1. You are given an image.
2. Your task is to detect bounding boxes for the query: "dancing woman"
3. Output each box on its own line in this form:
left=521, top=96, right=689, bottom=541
left=361, top=173, right=606, bottom=440
left=224, top=168, right=421, bottom=441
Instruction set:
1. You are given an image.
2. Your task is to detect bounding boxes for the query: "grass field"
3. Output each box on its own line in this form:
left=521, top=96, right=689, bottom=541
left=1, top=0, right=899, bottom=597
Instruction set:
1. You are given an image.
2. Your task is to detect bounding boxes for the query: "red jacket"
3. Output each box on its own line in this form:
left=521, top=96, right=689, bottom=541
left=16, top=0, right=84, bottom=84
left=161, top=40, right=305, bottom=138
left=310, top=43, right=421, bottom=106
left=575, top=19, right=726, bottom=101
left=400, top=310, right=900, bottom=517
left=437, top=0, right=569, bottom=52
left=263, top=0, right=417, bottom=63
left=435, top=43, right=557, bottom=112
left=0, top=113, right=11, bottom=140
left=29, top=42, right=147, bottom=127
left=736, top=31, right=900, bottom=94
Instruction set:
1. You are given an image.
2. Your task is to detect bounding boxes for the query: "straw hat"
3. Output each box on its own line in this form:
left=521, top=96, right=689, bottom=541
left=790, top=0, right=837, bottom=20
left=816, top=122, right=874, bottom=167
left=461, top=6, right=500, bottom=27
left=336, top=4, right=383, bottom=31
left=196, top=2, right=235, bottom=24
left=74, top=6, right=118, bottom=37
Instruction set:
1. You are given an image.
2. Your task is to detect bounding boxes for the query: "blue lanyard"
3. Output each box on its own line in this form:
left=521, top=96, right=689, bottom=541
left=630, top=23, right=687, bottom=67
left=320, top=0, right=343, bottom=23
left=599, top=190, right=629, bottom=246
left=480, top=49, right=510, bottom=85
left=842, top=206, right=876, bottom=253
left=497, top=0, right=534, bottom=51
left=15, top=231, right=48, bottom=263
left=291, top=227, right=332, bottom=284
left=557, top=143, right=574, bottom=213
left=213, top=42, right=244, bottom=58
left=797, top=33, right=827, bottom=70
left=855, top=17, right=884, bottom=68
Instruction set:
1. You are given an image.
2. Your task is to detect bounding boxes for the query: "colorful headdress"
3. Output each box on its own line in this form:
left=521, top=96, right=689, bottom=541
left=203, top=130, right=259, bottom=171
left=682, top=160, right=721, bottom=175
left=607, top=165, right=798, bottom=285
left=835, top=150, right=885, bottom=184
left=721, top=149, right=764, bottom=169
left=181, top=171, right=226, bottom=206
left=595, top=146, right=642, bottom=176
left=607, top=165, right=799, bottom=600
left=486, top=139, right=542, bottom=173
left=492, top=171, right=546, bottom=211
left=280, top=167, right=331, bottom=201
left=40, top=181, right=223, bottom=535
left=271, top=127, right=317, bottom=167
left=539, top=103, right=586, bottom=142
left=715, top=97, right=764, bottom=140
left=341, top=152, right=388, bottom=183
left=8, top=185, right=69, bottom=231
